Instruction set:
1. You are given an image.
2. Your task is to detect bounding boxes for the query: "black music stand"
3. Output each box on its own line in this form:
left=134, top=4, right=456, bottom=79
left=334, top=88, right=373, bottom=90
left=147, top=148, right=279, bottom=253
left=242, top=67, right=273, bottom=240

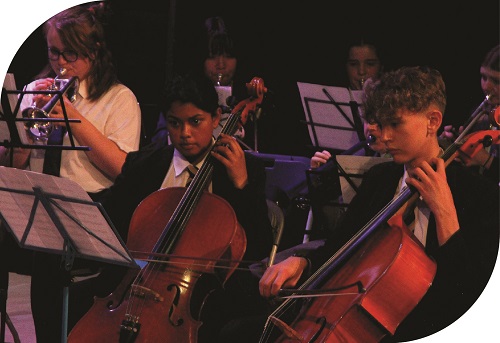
left=1, top=80, right=89, bottom=155
left=296, top=82, right=367, bottom=154
left=0, top=167, right=138, bottom=343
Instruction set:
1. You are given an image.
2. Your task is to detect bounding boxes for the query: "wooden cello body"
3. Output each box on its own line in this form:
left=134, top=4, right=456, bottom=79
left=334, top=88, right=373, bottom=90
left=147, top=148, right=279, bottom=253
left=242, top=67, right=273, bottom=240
left=67, top=188, right=245, bottom=343
left=271, top=219, right=436, bottom=343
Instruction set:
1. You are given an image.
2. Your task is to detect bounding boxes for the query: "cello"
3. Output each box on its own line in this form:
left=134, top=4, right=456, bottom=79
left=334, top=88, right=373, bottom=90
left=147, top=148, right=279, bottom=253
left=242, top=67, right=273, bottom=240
left=259, top=97, right=498, bottom=343
left=68, top=77, right=267, bottom=343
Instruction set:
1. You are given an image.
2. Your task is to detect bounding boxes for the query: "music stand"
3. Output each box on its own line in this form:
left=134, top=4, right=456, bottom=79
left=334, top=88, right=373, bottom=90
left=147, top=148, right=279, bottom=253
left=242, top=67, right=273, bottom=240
left=1, top=77, right=89, bottom=153
left=0, top=167, right=138, bottom=343
left=297, top=82, right=366, bottom=154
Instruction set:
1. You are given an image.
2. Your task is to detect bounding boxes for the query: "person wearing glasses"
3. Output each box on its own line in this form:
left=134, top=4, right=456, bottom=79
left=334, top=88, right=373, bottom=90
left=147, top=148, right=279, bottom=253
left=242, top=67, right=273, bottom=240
left=14, top=3, right=141, bottom=201
left=4, top=3, right=141, bottom=342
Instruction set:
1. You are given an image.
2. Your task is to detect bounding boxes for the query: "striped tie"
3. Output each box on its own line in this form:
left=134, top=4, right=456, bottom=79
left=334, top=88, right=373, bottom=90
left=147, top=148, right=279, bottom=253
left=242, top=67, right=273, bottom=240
left=185, top=164, right=198, bottom=187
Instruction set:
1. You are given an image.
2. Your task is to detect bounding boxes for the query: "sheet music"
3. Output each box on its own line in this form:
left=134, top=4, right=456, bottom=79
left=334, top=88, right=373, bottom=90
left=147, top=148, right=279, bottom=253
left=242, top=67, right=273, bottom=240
left=297, top=82, right=364, bottom=151
left=0, top=167, right=135, bottom=267
left=336, top=155, right=392, bottom=204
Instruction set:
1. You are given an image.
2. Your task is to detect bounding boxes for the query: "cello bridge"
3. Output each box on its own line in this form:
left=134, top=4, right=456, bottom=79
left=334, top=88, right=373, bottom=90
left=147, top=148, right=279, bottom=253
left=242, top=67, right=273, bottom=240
left=131, top=285, right=164, bottom=302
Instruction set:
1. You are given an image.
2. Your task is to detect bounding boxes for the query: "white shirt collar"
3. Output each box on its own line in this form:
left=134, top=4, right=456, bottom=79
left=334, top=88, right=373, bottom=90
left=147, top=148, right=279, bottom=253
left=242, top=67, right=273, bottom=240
left=172, top=147, right=208, bottom=177
left=173, top=149, right=192, bottom=177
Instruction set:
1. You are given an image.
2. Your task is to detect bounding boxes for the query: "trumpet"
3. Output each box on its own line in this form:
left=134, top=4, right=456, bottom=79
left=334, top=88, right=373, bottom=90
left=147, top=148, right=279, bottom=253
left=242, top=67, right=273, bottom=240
left=22, top=68, right=79, bottom=140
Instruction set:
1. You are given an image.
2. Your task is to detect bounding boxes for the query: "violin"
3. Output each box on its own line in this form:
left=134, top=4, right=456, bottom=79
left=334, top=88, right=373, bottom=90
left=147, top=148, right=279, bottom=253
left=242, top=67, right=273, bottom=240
left=67, top=78, right=267, bottom=343
left=259, top=97, right=498, bottom=343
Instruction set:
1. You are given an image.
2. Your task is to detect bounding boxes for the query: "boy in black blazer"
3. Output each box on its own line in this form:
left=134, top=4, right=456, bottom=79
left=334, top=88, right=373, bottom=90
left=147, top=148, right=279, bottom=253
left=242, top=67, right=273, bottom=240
left=259, top=66, right=499, bottom=342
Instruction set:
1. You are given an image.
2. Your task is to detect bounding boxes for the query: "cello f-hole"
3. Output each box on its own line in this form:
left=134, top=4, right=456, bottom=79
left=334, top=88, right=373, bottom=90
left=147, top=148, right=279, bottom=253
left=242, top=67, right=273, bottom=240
left=310, top=316, right=327, bottom=343
left=167, top=283, right=184, bottom=326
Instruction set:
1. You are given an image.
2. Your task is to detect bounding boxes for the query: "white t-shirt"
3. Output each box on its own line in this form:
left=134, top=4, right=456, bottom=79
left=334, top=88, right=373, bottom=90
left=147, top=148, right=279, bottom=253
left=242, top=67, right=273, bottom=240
left=20, top=79, right=141, bottom=193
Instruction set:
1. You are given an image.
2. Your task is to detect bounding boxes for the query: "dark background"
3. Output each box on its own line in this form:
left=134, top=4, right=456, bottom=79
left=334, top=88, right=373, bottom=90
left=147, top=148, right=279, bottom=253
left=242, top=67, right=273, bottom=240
left=8, top=0, right=500, bottom=157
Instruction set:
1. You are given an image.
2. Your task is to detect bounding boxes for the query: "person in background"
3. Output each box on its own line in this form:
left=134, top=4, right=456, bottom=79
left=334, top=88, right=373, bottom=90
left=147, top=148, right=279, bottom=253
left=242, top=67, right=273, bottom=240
left=440, top=44, right=499, bottom=183
left=345, top=40, right=383, bottom=91
left=1, top=4, right=141, bottom=342
left=197, top=16, right=247, bottom=139
left=152, top=16, right=272, bottom=151
left=259, top=66, right=498, bottom=342
left=93, top=72, right=274, bottom=342
left=311, top=39, right=386, bottom=168
left=152, top=16, right=241, bottom=147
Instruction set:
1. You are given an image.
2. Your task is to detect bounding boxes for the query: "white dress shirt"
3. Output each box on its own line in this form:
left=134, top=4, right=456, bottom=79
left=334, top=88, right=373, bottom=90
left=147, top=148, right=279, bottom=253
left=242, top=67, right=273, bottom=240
left=20, top=79, right=141, bottom=193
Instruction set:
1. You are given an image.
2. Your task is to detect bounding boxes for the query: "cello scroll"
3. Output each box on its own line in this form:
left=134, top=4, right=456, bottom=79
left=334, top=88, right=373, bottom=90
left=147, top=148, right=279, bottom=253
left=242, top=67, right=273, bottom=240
left=230, top=77, right=268, bottom=127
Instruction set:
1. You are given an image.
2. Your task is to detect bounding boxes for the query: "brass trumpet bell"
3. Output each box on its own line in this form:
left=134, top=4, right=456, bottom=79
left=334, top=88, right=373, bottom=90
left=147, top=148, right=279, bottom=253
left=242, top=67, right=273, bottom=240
left=22, top=68, right=79, bottom=140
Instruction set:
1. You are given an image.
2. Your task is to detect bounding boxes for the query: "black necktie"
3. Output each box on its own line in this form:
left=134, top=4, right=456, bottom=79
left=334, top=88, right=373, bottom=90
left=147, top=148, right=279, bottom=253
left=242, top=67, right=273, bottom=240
left=185, top=165, right=198, bottom=187
left=42, top=126, right=66, bottom=176
left=426, top=223, right=439, bottom=254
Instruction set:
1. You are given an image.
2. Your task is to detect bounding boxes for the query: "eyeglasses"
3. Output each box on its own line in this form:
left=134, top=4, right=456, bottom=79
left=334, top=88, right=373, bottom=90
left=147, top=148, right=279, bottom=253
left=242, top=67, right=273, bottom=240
left=48, top=48, right=78, bottom=62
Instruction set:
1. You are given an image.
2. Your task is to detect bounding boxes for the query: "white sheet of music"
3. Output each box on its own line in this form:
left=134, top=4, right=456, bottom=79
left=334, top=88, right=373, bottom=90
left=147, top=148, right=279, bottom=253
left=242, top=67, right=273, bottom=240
left=0, top=166, right=135, bottom=267
left=297, top=82, right=364, bottom=151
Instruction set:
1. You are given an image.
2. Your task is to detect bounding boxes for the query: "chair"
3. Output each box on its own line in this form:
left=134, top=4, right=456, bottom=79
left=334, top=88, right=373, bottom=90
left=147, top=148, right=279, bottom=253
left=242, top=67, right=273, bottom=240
left=266, top=199, right=285, bottom=267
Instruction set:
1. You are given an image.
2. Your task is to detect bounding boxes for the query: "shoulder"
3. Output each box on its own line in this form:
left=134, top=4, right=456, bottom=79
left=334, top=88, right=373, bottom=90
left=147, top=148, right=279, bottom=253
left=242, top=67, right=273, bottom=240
left=104, top=83, right=139, bottom=102
left=109, top=143, right=172, bottom=181
left=128, top=143, right=173, bottom=164
left=447, top=162, right=498, bottom=196
left=446, top=162, right=498, bottom=226
left=364, top=161, right=401, bottom=179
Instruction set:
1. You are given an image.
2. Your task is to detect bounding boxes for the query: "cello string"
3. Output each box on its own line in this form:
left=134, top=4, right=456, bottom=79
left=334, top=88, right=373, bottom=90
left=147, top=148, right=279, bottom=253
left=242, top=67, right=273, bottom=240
left=124, top=111, right=241, bottom=319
